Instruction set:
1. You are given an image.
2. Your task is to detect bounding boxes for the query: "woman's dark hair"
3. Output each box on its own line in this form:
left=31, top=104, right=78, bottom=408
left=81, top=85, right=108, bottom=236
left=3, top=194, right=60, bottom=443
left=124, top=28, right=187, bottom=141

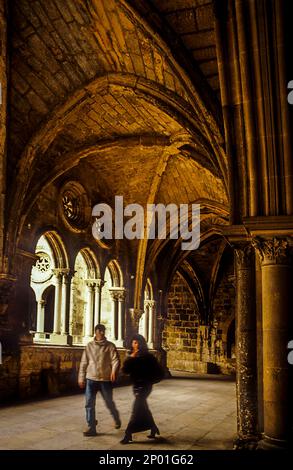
left=129, top=334, right=149, bottom=355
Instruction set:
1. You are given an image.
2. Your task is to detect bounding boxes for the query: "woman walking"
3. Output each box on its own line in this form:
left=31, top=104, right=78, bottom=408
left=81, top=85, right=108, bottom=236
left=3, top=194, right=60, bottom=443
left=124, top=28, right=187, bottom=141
left=120, top=334, right=164, bottom=444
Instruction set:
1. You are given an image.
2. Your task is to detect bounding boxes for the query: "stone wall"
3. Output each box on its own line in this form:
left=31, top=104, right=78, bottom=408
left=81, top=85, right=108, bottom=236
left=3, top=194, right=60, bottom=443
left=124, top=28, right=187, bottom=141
left=0, top=345, right=131, bottom=402
left=163, top=272, right=201, bottom=372
left=163, top=272, right=235, bottom=375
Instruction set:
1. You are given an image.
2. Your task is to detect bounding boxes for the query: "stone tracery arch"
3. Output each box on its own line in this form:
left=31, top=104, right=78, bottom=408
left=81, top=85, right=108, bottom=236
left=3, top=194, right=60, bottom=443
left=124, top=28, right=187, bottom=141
left=30, top=230, right=70, bottom=344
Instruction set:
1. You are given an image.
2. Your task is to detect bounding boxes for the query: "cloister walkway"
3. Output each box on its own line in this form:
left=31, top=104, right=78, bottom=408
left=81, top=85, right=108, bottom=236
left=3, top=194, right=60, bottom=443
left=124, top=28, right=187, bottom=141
left=0, top=373, right=236, bottom=450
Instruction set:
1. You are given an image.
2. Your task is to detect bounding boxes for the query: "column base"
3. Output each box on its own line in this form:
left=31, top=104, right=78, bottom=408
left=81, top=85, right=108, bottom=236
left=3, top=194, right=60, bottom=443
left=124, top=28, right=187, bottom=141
left=115, top=339, right=125, bottom=348
left=50, top=333, right=72, bottom=346
left=257, top=435, right=289, bottom=451
left=148, top=342, right=155, bottom=349
left=34, top=332, right=49, bottom=342
left=233, top=435, right=259, bottom=450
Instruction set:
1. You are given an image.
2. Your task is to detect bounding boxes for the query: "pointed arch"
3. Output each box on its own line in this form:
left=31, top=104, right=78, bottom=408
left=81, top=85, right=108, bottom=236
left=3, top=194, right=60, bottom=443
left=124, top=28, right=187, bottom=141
left=107, top=259, right=123, bottom=287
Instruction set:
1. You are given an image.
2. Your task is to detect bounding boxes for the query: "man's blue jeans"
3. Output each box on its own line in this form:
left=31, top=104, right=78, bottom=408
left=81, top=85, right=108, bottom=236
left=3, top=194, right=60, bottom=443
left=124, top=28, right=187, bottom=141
left=85, top=379, right=120, bottom=429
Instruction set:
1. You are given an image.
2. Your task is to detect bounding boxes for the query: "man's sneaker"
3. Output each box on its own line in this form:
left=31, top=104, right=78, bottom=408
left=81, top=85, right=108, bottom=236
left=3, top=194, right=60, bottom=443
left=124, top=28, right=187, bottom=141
left=115, top=419, right=121, bottom=429
left=83, top=426, right=97, bottom=437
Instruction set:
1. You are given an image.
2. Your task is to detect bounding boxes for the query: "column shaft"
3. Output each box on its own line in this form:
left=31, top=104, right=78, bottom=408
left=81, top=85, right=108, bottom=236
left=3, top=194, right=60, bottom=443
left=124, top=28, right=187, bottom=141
left=234, top=244, right=258, bottom=445
left=147, top=301, right=155, bottom=349
left=36, top=300, right=45, bottom=333
left=53, top=273, right=62, bottom=334
left=60, top=274, right=68, bottom=335
left=253, top=237, right=292, bottom=448
left=144, top=305, right=149, bottom=341
left=84, top=284, right=94, bottom=340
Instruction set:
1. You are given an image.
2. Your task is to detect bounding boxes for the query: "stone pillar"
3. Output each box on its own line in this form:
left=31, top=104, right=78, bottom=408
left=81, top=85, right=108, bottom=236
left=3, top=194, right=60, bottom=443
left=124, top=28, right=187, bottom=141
left=60, top=269, right=70, bottom=335
left=128, top=308, right=144, bottom=344
left=69, top=282, right=75, bottom=336
left=146, top=300, right=156, bottom=349
left=109, top=289, right=125, bottom=345
left=94, top=279, right=104, bottom=326
left=116, top=290, right=125, bottom=347
left=53, top=269, right=62, bottom=334
left=143, top=303, right=149, bottom=341
left=84, top=281, right=95, bottom=343
left=109, top=290, right=118, bottom=341
left=234, top=242, right=258, bottom=448
left=50, top=269, right=71, bottom=345
left=0, top=0, right=8, bottom=275
left=253, top=237, right=292, bottom=449
left=35, top=299, right=45, bottom=339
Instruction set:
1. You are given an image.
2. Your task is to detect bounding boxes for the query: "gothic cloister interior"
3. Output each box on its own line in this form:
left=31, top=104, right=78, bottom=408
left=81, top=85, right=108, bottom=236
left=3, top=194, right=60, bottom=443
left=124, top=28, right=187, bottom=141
left=0, top=0, right=293, bottom=451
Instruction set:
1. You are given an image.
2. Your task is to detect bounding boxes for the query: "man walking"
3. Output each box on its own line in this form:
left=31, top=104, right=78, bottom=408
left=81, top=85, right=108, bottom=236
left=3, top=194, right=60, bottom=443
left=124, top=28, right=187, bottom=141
left=78, top=323, right=121, bottom=436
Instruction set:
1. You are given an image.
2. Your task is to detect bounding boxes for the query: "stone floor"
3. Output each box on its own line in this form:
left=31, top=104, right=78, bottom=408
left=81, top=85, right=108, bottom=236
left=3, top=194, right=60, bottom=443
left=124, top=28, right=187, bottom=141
left=0, top=373, right=236, bottom=450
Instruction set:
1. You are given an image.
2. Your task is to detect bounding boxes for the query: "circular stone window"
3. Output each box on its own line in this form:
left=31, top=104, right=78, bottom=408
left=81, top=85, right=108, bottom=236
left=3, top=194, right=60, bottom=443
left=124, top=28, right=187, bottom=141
left=31, top=252, right=53, bottom=283
left=59, top=181, right=90, bottom=232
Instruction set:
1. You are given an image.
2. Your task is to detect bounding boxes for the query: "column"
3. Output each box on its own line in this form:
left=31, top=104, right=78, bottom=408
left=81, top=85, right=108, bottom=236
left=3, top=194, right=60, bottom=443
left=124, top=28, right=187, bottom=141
left=53, top=269, right=62, bottom=334
left=84, top=281, right=95, bottom=343
left=94, top=279, right=105, bottom=326
left=128, top=308, right=144, bottom=338
left=0, top=0, right=8, bottom=279
left=69, top=281, right=75, bottom=336
left=234, top=243, right=258, bottom=448
left=253, top=237, right=292, bottom=449
left=147, top=300, right=156, bottom=349
left=35, top=299, right=45, bottom=341
left=109, top=290, right=118, bottom=341
left=143, top=303, right=149, bottom=341
left=109, top=289, right=125, bottom=344
left=116, top=290, right=125, bottom=347
left=60, top=269, right=69, bottom=335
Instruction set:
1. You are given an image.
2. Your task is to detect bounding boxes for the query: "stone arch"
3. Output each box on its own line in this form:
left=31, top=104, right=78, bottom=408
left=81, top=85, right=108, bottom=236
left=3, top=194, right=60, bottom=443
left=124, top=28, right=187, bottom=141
left=69, top=247, right=100, bottom=345
left=107, top=259, right=123, bottom=288
left=40, top=230, right=69, bottom=270
left=145, top=278, right=154, bottom=301
left=78, top=247, right=100, bottom=279
left=30, top=231, right=69, bottom=344
left=139, top=278, right=156, bottom=348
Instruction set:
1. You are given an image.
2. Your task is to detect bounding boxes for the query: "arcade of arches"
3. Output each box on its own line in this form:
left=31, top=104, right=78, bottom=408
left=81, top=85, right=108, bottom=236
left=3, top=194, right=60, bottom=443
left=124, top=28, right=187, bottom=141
left=0, top=0, right=293, bottom=450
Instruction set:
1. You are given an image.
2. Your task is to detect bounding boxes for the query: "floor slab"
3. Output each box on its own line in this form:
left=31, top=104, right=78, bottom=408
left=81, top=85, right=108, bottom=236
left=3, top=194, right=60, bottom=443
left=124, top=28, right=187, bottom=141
left=0, top=374, right=236, bottom=450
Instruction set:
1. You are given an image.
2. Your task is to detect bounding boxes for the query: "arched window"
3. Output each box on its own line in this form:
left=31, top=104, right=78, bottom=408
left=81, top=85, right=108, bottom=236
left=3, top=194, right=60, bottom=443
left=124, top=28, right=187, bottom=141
left=101, top=260, right=125, bottom=346
left=100, top=267, right=115, bottom=338
left=70, top=248, right=100, bottom=345
left=30, top=231, right=69, bottom=344
left=139, top=279, right=156, bottom=348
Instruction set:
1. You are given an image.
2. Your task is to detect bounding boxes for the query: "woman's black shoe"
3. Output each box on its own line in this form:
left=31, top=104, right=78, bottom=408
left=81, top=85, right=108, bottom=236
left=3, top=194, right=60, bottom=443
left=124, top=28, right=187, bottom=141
left=120, top=434, right=132, bottom=444
left=147, top=426, right=160, bottom=439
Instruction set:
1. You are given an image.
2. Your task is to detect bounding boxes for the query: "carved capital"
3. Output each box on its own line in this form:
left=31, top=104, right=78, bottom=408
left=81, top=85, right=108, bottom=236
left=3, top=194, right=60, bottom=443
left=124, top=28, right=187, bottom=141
left=109, top=288, right=126, bottom=302
left=129, top=307, right=144, bottom=324
left=234, top=243, right=254, bottom=269
left=95, top=278, right=105, bottom=290
left=85, top=279, right=96, bottom=289
left=144, top=299, right=156, bottom=309
left=52, top=268, right=63, bottom=281
left=252, top=237, right=290, bottom=266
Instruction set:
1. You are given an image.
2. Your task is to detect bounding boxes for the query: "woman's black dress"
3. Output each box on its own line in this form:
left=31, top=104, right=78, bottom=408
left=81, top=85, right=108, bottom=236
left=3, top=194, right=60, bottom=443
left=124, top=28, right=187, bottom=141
left=122, top=353, right=163, bottom=435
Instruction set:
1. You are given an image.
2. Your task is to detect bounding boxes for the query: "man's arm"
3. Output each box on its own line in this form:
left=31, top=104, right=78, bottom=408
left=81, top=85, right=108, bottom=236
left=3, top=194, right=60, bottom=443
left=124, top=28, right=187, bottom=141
left=110, top=345, right=120, bottom=382
left=78, top=348, right=88, bottom=388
